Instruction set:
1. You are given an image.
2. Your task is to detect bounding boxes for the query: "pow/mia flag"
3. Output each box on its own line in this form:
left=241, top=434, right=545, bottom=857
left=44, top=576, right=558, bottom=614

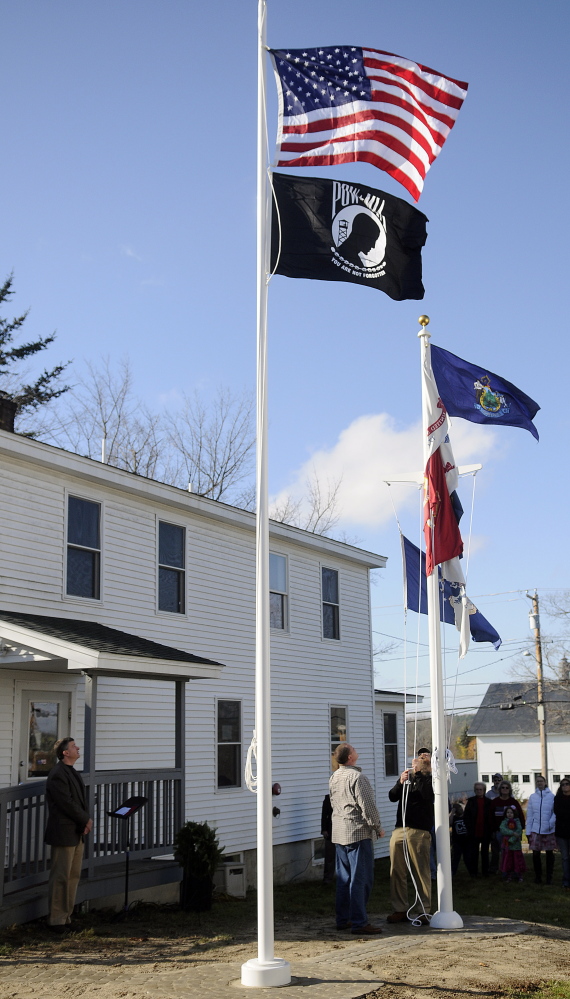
left=270, top=172, right=428, bottom=301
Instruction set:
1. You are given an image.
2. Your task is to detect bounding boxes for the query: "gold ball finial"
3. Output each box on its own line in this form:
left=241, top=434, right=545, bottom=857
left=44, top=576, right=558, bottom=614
left=418, top=315, right=430, bottom=327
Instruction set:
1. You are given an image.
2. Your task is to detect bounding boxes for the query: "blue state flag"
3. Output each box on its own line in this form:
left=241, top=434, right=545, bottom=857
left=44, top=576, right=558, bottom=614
left=402, top=536, right=501, bottom=650
left=431, top=345, right=540, bottom=440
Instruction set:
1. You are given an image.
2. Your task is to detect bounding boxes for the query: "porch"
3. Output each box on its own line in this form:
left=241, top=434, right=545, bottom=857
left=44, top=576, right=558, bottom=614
left=0, top=610, right=225, bottom=926
left=0, top=768, right=183, bottom=927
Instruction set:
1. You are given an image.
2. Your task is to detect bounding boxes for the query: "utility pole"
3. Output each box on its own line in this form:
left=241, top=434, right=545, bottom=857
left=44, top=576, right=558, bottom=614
left=528, top=590, right=548, bottom=780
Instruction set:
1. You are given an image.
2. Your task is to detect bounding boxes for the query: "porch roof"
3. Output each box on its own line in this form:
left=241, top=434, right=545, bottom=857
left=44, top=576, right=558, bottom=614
left=0, top=610, right=224, bottom=681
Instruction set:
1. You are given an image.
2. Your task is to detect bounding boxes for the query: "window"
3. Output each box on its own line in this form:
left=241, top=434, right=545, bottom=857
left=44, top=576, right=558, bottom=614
left=158, top=521, right=185, bottom=613
left=330, top=706, right=347, bottom=760
left=270, top=553, right=287, bottom=630
left=554, top=775, right=561, bottom=783
left=522, top=774, right=531, bottom=783
left=217, top=700, right=241, bottom=788
left=67, top=496, right=101, bottom=599
left=511, top=774, right=519, bottom=782
left=383, top=712, right=399, bottom=776
left=322, top=567, right=340, bottom=640
left=482, top=774, right=489, bottom=783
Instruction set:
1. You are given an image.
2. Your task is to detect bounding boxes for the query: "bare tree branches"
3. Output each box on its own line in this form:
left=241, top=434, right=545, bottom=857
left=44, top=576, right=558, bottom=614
left=165, top=389, right=255, bottom=501
left=34, top=357, right=351, bottom=539
left=36, top=359, right=255, bottom=504
left=270, top=468, right=341, bottom=537
left=38, top=358, right=166, bottom=479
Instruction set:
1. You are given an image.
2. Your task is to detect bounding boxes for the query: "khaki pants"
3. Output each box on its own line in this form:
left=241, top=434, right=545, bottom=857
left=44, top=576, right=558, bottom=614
left=389, top=826, right=432, bottom=914
left=48, top=842, right=84, bottom=925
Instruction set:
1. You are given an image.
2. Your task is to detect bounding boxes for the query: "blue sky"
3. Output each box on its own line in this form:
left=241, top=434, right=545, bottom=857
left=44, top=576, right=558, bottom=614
left=2, top=0, right=569, bottom=716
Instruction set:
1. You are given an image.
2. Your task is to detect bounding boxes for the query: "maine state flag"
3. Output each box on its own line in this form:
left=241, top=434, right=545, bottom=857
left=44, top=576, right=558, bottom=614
left=431, top=345, right=540, bottom=440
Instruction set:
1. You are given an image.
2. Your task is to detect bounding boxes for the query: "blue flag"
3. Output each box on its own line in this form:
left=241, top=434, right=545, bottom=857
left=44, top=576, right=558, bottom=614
left=402, top=536, right=501, bottom=650
left=431, top=345, right=540, bottom=440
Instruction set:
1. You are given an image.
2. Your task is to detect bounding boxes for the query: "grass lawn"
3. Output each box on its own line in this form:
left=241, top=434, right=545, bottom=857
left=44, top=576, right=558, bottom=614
left=510, top=986, right=570, bottom=999
left=0, top=856, right=568, bottom=958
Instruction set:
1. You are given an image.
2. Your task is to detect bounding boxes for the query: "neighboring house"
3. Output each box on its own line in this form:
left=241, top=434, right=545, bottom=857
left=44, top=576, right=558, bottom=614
left=373, top=689, right=423, bottom=857
left=0, top=428, right=386, bottom=922
left=469, top=681, right=570, bottom=797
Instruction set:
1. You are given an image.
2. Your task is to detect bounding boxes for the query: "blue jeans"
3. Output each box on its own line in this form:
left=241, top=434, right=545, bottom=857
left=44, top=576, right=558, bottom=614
left=557, top=837, right=570, bottom=887
left=335, top=839, right=374, bottom=929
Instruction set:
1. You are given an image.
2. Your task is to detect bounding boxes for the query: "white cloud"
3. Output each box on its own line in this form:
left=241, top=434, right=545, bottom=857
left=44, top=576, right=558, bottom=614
left=271, top=413, right=497, bottom=529
left=120, top=244, right=142, bottom=261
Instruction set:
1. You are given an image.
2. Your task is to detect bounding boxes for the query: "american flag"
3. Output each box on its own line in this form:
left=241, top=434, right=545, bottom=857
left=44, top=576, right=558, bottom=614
left=270, top=46, right=468, bottom=202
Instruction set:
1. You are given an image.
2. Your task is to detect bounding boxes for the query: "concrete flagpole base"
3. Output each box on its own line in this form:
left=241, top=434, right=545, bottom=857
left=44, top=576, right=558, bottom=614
left=430, top=910, right=464, bottom=929
left=240, top=959, right=292, bottom=987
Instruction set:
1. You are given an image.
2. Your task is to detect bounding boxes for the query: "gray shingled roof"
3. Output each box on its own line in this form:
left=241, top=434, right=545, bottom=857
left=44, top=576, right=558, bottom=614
left=469, top=681, right=570, bottom=736
left=0, top=610, right=223, bottom=667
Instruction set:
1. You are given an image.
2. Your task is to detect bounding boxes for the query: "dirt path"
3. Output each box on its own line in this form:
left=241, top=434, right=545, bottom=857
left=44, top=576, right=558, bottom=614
left=0, top=913, right=569, bottom=999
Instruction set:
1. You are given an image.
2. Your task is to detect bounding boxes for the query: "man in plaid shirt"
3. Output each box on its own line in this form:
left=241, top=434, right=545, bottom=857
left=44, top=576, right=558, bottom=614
left=329, top=743, right=385, bottom=935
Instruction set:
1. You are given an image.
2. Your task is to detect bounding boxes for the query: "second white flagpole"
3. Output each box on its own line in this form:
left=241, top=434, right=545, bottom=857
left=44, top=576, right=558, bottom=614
left=241, top=1, right=291, bottom=986
left=418, top=315, right=463, bottom=930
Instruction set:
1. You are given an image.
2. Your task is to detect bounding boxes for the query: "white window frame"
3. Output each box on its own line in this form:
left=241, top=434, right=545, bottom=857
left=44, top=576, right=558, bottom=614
left=321, top=565, right=340, bottom=641
left=382, top=710, right=399, bottom=777
left=156, top=518, right=187, bottom=616
left=330, top=704, right=348, bottom=761
left=216, top=698, right=242, bottom=791
left=269, top=552, right=289, bottom=632
left=63, top=490, right=103, bottom=604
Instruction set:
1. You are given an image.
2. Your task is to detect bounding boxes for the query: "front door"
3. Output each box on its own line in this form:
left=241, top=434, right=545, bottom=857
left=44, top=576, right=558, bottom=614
left=19, top=690, right=72, bottom=782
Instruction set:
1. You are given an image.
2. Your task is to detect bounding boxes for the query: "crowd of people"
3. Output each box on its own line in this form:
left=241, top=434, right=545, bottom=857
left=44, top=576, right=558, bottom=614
left=324, top=746, right=570, bottom=933
left=450, top=772, right=570, bottom=887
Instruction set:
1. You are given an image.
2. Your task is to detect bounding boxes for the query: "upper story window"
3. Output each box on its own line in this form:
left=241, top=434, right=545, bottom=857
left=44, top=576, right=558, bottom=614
left=270, top=553, right=288, bottom=630
left=158, top=521, right=185, bottom=613
left=322, top=567, right=340, bottom=640
left=67, top=496, right=101, bottom=599
left=383, top=712, right=398, bottom=776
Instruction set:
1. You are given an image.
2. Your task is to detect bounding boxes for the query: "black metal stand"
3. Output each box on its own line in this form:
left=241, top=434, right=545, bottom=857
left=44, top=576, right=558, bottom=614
left=107, top=795, right=148, bottom=918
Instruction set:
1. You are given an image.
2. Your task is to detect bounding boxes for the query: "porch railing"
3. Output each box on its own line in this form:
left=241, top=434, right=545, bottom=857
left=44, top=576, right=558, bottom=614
left=0, top=769, right=183, bottom=906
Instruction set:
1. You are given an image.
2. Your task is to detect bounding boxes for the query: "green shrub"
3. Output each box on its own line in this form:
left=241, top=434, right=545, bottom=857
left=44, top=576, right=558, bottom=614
left=173, top=821, right=224, bottom=879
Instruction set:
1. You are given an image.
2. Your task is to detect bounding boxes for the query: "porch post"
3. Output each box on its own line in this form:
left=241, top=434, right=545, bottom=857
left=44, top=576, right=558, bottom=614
left=83, top=672, right=98, bottom=773
left=83, top=672, right=98, bottom=879
left=174, top=680, right=186, bottom=830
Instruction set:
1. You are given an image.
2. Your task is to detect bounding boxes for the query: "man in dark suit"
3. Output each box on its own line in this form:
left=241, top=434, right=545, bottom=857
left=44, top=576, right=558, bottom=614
left=44, top=737, right=92, bottom=931
left=463, top=781, right=495, bottom=877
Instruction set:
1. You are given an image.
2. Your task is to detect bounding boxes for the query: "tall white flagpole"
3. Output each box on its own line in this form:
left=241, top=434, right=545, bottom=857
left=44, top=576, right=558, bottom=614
left=241, top=1, right=291, bottom=986
left=418, top=315, right=463, bottom=930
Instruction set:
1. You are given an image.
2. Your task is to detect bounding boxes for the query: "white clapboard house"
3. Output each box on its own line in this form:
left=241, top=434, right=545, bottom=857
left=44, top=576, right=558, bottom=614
left=0, top=423, right=398, bottom=924
left=469, top=680, right=570, bottom=797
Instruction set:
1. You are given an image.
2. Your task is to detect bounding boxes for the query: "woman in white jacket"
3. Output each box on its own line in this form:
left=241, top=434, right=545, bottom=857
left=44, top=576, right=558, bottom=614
left=526, top=775, right=556, bottom=884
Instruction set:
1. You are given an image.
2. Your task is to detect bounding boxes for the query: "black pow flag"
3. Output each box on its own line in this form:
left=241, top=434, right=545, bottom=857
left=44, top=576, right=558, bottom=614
left=270, top=172, right=428, bottom=301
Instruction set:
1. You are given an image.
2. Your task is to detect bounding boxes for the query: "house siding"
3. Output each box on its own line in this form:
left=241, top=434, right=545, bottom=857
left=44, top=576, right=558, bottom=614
left=0, top=434, right=382, bottom=868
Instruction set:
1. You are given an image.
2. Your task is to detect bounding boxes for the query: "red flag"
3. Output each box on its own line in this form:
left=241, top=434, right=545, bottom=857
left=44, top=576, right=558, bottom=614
left=424, top=448, right=463, bottom=575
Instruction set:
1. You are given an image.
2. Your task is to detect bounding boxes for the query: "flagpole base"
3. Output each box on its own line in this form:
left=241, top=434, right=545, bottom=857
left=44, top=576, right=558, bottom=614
left=240, top=959, right=291, bottom=987
left=430, top=910, right=463, bottom=930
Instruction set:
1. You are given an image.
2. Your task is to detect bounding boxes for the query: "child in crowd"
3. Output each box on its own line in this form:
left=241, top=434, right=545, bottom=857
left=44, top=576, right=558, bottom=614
left=450, top=801, right=470, bottom=876
left=499, top=806, right=526, bottom=882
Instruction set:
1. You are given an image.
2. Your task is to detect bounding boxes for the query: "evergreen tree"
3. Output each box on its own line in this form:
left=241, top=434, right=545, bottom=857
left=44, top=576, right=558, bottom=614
left=0, top=274, right=70, bottom=420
